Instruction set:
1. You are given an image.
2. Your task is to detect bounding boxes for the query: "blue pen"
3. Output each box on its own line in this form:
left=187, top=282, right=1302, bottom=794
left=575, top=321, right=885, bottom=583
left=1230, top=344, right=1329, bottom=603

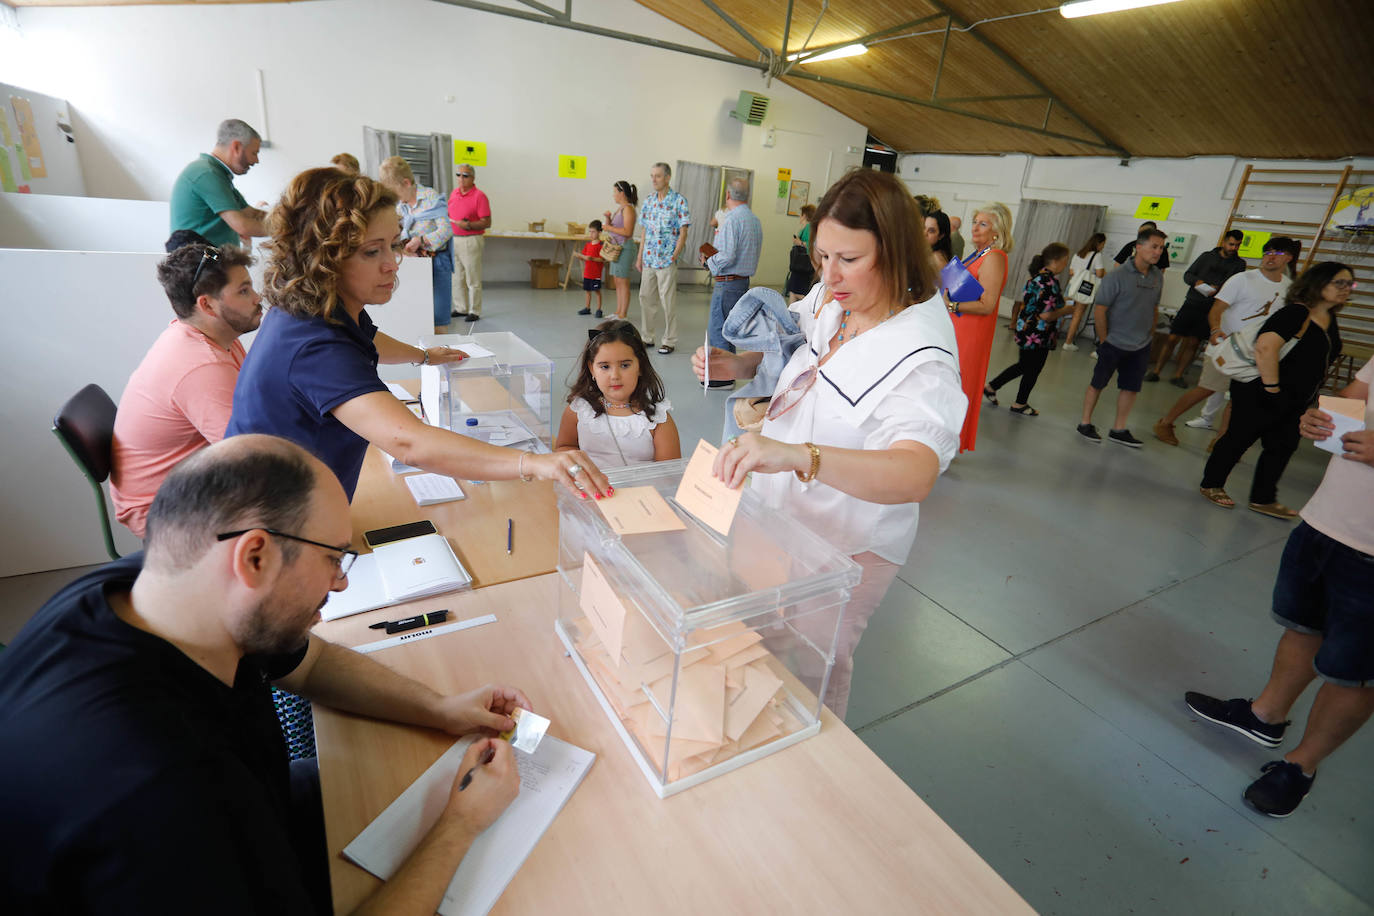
left=507, top=518, right=513, bottom=555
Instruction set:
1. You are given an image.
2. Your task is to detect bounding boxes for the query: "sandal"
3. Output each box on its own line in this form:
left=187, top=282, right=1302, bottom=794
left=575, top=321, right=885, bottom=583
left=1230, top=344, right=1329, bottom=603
left=983, top=385, right=999, bottom=406
left=1008, top=404, right=1039, bottom=416
left=1199, top=487, right=1235, bottom=509
left=1249, top=502, right=1298, bottom=520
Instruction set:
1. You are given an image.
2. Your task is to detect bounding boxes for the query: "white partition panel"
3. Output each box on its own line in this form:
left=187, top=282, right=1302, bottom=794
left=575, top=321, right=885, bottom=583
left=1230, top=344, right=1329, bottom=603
left=0, top=249, right=431, bottom=576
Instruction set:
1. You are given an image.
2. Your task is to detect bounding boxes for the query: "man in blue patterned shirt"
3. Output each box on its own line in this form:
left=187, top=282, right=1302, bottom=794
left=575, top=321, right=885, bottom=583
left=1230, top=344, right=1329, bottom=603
left=636, top=162, right=691, bottom=354
left=702, top=177, right=763, bottom=386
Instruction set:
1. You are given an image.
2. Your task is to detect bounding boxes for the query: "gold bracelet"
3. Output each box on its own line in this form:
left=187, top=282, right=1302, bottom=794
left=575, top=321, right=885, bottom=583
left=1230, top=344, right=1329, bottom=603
left=795, top=442, right=821, bottom=483
left=517, top=449, right=535, bottom=482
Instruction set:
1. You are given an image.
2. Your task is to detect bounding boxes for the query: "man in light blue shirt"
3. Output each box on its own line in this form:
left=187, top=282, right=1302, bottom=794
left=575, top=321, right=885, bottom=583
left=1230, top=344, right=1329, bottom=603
left=702, top=178, right=763, bottom=385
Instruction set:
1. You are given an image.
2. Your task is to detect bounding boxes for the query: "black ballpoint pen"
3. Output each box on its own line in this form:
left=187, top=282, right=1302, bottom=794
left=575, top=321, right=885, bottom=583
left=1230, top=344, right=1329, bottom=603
left=457, top=744, right=497, bottom=791
left=368, top=609, right=449, bottom=634
left=507, top=518, right=513, bottom=556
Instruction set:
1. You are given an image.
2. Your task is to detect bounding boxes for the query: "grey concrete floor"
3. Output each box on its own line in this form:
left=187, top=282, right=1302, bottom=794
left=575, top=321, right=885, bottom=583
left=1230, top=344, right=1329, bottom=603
left=4, top=281, right=1370, bottom=915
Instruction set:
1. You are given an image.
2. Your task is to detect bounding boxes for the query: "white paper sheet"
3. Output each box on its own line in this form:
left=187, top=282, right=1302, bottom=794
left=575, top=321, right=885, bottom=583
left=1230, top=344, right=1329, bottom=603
left=386, top=382, right=419, bottom=402
left=1314, top=412, right=1366, bottom=456
left=343, top=735, right=595, bottom=916
left=405, top=474, right=467, bottom=506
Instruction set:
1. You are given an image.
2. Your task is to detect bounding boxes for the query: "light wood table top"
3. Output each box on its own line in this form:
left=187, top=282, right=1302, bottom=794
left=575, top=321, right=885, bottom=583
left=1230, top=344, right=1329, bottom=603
left=314, top=573, right=1032, bottom=915
left=348, top=446, right=558, bottom=590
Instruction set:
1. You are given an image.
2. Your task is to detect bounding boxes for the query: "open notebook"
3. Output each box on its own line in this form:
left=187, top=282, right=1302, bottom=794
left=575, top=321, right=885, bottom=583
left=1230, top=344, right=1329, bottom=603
left=343, top=734, right=595, bottom=916
left=321, top=533, right=472, bottom=621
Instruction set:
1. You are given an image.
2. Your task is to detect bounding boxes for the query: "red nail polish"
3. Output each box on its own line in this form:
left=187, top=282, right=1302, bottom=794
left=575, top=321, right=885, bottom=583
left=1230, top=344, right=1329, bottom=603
left=607, top=486, right=615, bottom=495
left=579, top=492, right=588, bottom=500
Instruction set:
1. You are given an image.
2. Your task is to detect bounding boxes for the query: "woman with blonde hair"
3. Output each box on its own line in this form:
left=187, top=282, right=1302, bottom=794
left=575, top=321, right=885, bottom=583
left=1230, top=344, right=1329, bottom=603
left=227, top=167, right=610, bottom=501
left=378, top=155, right=453, bottom=332
left=690, top=168, right=966, bottom=718
left=947, top=202, right=1012, bottom=452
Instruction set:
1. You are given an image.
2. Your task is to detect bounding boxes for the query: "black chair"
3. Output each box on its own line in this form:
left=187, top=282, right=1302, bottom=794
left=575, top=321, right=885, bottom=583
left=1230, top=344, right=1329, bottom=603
left=52, top=384, right=122, bottom=561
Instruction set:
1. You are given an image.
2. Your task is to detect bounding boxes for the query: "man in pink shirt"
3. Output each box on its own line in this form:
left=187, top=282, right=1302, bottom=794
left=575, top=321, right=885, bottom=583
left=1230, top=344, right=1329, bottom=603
left=447, top=165, right=491, bottom=321
left=1184, top=358, right=1374, bottom=818
left=110, top=244, right=263, bottom=537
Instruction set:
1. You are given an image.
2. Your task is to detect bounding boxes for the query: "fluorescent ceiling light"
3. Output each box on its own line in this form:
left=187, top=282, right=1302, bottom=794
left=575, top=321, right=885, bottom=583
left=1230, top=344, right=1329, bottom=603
left=1060, top=0, right=1186, bottom=18
left=788, top=43, right=867, bottom=64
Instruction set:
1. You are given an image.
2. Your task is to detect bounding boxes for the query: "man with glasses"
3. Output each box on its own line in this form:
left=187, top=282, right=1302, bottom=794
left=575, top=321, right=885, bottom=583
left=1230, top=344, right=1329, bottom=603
left=0, top=436, right=528, bottom=913
left=1077, top=227, right=1167, bottom=447
left=169, top=118, right=268, bottom=250
left=110, top=243, right=263, bottom=538
left=447, top=165, right=491, bottom=322
left=1152, top=237, right=1299, bottom=447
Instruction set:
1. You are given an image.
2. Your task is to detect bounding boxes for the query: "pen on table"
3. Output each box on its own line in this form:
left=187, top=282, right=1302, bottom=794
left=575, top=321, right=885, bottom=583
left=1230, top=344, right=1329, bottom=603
left=457, top=743, right=497, bottom=791
left=368, top=609, right=449, bottom=634
left=506, top=517, right=513, bottom=555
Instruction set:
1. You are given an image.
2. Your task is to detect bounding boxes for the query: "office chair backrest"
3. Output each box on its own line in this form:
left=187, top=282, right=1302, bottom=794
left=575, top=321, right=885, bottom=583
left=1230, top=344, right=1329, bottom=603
left=52, top=383, right=121, bottom=560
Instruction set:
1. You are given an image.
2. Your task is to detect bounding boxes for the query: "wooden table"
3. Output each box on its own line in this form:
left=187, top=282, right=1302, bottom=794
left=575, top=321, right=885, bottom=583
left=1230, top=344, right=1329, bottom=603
left=314, top=573, right=1032, bottom=915
left=486, top=231, right=586, bottom=270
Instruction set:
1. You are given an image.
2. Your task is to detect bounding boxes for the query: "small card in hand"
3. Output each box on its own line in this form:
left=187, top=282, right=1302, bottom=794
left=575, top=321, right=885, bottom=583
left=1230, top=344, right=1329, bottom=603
left=699, top=242, right=718, bottom=258
left=500, top=707, right=551, bottom=754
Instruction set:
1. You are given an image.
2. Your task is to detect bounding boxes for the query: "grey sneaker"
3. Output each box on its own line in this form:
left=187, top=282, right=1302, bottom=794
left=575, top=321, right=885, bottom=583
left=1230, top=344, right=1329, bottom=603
left=1184, top=416, right=1214, bottom=430
left=1108, top=428, right=1143, bottom=448
left=1244, top=761, right=1314, bottom=818
left=1185, top=692, right=1287, bottom=747
left=1076, top=423, right=1102, bottom=443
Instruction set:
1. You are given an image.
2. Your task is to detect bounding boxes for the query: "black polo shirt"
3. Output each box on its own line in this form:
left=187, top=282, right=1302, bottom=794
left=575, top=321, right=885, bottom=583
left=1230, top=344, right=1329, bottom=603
left=0, top=555, right=318, bottom=914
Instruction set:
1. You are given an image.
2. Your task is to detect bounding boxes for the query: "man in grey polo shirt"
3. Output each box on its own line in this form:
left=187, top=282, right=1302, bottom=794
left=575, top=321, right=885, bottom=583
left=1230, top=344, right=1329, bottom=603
left=1077, top=227, right=1167, bottom=447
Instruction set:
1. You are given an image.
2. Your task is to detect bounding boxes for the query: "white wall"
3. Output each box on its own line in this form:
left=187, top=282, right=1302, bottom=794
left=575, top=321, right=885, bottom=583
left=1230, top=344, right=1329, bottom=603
left=0, top=81, right=86, bottom=196
left=4, top=0, right=868, bottom=285
left=900, top=153, right=1374, bottom=305
left=0, top=247, right=432, bottom=577
left=0, top=192, right=167, bottom=251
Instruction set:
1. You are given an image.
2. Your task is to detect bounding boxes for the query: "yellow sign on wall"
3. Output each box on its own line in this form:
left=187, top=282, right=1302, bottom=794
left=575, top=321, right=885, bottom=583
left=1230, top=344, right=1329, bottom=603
left=777, top=167, right=792, bottom=181
left=558, top=154, right=587, bottom=179
left=453, top=140, right=487, bottom=167
left=1134, top=196, right=1174, bottom=221
left=1237, top=230, right=1272, bottom=260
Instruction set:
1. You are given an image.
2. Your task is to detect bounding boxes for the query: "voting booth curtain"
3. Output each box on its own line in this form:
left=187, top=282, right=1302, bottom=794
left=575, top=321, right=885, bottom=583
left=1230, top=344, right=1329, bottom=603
left=1008, top=199, right=1106, bottom=292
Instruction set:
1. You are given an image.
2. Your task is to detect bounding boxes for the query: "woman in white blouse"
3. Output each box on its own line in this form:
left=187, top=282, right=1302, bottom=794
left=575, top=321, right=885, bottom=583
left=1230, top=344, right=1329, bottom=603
left=691, top=168, right=968, bottom=718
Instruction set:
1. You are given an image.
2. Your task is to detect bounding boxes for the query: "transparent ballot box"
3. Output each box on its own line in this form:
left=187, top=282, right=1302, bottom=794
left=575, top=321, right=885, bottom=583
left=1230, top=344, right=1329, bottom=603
left=419, top=331, right=555, bottom=451
left=554, top=459, right=861, bottom=797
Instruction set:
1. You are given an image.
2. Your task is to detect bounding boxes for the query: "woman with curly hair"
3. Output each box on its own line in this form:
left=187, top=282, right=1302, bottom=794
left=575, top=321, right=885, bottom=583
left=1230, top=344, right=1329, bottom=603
left=227, top=167, right=610, bottom=501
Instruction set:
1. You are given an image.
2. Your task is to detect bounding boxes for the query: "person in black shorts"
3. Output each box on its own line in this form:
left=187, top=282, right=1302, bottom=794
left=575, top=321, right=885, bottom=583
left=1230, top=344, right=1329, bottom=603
left=1077, top=228, right=1166, bottom=447
left=1146, top=229, right=1246, bottom=388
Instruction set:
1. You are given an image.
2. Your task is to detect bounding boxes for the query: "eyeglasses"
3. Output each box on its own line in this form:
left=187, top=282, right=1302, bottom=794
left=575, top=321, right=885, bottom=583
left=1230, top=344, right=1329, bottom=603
left=1261, top=249, right=1291, bottom=258
left=216, top=527, right=358, bottom=579
left=766, top=366, right=818, bottom=421
left=1330, top=279, right=1357, bottom=290
left=190, top=247, right=220, bottom=293
left=457, top=172, right=474, bottom=179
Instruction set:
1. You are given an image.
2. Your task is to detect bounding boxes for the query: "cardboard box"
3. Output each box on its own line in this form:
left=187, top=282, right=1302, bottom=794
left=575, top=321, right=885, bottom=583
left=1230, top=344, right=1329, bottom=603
left=529, top=259, right=559, bottom=289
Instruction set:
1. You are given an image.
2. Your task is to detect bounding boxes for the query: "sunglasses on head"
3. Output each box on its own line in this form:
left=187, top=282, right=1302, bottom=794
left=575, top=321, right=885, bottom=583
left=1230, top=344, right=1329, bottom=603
left=189, top=247, right=220, bottom=294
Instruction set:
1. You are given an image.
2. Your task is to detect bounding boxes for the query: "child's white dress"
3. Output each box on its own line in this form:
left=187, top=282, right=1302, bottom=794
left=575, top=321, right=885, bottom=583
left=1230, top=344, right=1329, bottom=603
left=569, top=396, right=672, bottom=468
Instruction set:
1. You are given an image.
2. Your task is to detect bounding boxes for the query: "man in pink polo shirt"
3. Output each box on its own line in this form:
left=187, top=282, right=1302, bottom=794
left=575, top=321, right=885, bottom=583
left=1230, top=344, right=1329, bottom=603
left=447, top=164, right=491, bottom=321
left=110, top=244, right=263, bottom=537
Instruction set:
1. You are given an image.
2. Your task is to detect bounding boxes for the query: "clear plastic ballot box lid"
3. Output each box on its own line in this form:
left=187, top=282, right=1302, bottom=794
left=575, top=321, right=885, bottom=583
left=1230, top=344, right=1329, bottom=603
left=554, top=458, right=862, bottom=796
left=418, top=331, right=555, bottom=450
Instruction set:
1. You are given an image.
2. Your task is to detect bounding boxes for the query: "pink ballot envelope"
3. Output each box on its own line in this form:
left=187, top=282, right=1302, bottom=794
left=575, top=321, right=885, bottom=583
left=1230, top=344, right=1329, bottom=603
left=579, top=553, right=628, bottom=662
left=941, top=256, right=984, bottom=303
left=595, top=485, right=686, bottom=535
left=673, top=440, right=743, bottom=536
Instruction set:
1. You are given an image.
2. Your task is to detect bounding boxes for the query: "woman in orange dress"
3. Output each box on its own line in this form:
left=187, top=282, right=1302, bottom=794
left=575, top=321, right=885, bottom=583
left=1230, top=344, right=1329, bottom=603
left=947, top=202, right=1013, bottom=452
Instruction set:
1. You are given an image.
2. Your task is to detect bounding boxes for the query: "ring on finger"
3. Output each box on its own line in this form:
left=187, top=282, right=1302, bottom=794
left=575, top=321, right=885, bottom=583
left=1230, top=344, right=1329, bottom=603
left=568, top=464, right=584, bottom=476
left=729, top=436, right=740, bottom=447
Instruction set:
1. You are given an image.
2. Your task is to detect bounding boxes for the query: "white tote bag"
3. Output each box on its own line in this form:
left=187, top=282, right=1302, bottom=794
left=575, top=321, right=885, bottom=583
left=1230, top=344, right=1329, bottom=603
left=1065, top=252, right=1099, bottom=305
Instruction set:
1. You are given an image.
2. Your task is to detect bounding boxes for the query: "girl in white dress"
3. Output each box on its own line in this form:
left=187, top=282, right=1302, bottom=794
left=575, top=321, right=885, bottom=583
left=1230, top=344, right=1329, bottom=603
left=555, top=319, right=681, bottom=467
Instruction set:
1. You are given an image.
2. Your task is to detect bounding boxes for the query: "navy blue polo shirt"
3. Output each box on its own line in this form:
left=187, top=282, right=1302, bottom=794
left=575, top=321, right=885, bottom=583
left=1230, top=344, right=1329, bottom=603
left=228, top=306, right=388, bottom=498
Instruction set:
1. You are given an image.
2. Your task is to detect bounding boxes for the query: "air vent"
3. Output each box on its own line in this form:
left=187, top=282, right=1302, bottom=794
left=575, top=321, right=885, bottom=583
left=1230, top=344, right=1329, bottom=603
left=729, top=91, right=769, bottom=126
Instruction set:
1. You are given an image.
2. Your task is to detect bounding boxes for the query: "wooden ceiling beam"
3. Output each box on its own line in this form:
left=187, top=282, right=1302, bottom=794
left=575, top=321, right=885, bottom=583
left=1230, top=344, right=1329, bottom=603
left=699, top=0, right=770, bottom=60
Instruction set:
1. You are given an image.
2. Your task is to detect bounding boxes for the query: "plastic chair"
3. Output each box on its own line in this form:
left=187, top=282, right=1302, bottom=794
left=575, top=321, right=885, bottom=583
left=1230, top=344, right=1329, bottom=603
left=52, top=384, right=122, bottom=561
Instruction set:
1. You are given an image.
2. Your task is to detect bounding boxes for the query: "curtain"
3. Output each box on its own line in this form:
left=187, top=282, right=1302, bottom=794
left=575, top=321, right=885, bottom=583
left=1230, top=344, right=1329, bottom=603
left=1008, top=200, right=1106, bottom=294
left=362, top=126, right=397, bottom=179
left=429, top=133, right=453, bottom=198
left=674, top=160, right=722, bottom=269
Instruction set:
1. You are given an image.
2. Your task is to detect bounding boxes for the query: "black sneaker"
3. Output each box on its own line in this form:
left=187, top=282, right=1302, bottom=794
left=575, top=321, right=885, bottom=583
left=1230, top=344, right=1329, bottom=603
left=1184, top=692, right=1287, bottom=747
left=451, top=309, right=466, bottom=318
left=577, top=307, right=592, bottom=315
left=595, top=310, right=604, bottom=318
left=464, top=314, right=480, bottom=322
left=1076, top=423, right=1102, bottom=443
left=1244, top=760, right=1314, bottom=818
left=1144, top=371, right=1161, bottom=382
left=1170, top=376, right=1189, bottom=389
left=1108, top=429, right=1143, bottom=448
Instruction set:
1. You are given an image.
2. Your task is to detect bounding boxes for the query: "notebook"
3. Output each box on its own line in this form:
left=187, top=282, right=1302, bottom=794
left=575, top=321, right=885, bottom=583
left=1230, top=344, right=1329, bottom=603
left=321, top=533, right=472, bottom=621
left=343, top=734, right=595, bottom=916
